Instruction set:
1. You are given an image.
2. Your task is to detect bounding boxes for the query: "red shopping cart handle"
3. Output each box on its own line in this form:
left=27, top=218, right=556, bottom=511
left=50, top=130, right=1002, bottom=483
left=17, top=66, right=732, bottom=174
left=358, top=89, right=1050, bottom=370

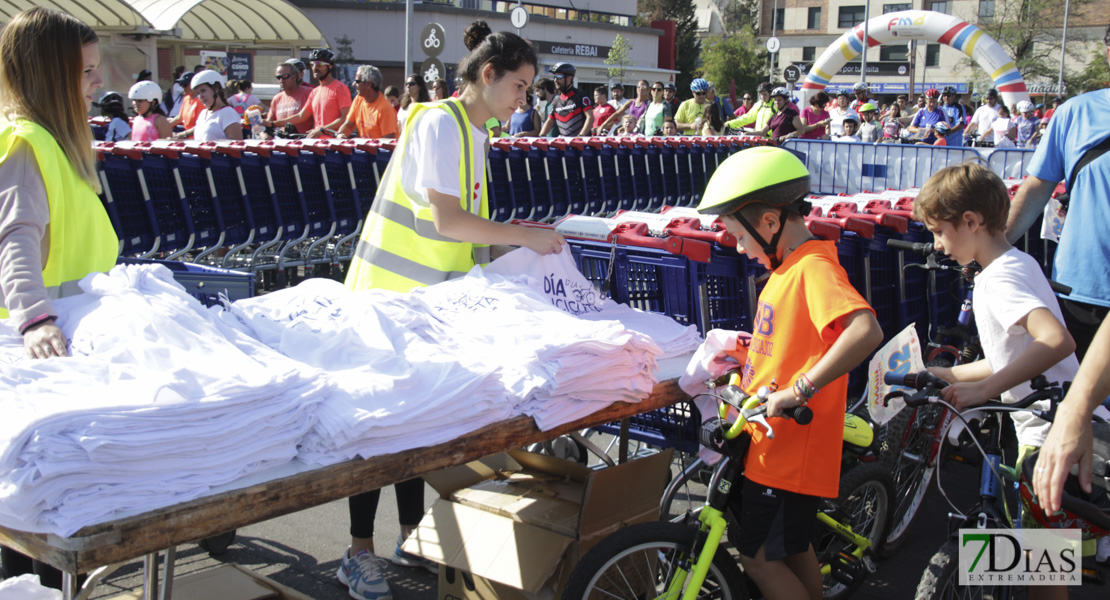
left=864, top=203, right=915, bottom=221
left=491, top=138, right=514, bottom=151
left=893, top=196, right=915, bottom=212
left=826, top=203, right=909, bottom=234
left=805, top=219, right=843, bottom=241
left=664, top=218, right=737, bottom=247
left=611, top=221, right=713, bottom=264
left=109, top=144, right=145, bottom=160
left=808, top=215, right=875, bottom=239
left=211, top=141, right=245, bottom=158
left=146, top=142, right=182, bottom=160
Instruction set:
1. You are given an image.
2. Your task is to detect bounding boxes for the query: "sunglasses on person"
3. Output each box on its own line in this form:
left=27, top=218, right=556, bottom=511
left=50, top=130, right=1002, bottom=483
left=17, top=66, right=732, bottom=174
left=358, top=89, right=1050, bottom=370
left=275, top=74, right=294, bottom=81
left=406, top=81, right=420, bottom=87
left=652, top=87, right=664, bottom=91
left=742, top=96, right=753, bottom=101
left=694, top=91, right=706, bottom=96
left=553, top=74, right=566, bottom=80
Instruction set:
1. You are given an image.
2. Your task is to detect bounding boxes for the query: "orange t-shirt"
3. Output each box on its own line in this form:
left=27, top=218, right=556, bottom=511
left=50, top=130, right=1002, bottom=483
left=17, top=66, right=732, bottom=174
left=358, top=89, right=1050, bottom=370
left=348, top=93, right=398, bottom=139
left=740, top=240, right=874, bottom=498
left=308, top=78, right=353, bottom=133
left=180, top=95, right=204, bottom=130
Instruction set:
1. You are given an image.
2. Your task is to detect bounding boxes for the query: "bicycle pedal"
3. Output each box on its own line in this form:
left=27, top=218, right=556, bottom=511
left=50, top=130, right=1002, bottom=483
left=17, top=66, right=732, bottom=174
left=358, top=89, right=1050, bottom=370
left=830, top=551, right=863, bottom=585
left=1080, top=566, right=1104, bottom=585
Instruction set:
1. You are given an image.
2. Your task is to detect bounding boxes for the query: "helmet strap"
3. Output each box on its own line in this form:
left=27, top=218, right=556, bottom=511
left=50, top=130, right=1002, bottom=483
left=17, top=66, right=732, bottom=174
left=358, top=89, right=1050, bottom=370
left=735, top=207, right=790, bottom=271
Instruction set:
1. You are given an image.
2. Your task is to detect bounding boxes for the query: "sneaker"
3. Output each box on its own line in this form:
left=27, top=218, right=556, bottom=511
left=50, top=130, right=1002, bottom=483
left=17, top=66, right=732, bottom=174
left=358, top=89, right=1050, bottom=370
left=391, top=534, right=439, bottom=574
left=337, top=547, right=393, bottom=600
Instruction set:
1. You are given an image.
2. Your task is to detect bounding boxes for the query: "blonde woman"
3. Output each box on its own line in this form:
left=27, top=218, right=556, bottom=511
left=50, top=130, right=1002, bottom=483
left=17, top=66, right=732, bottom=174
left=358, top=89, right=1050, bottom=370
left=0, top=6, right=119, bottom=590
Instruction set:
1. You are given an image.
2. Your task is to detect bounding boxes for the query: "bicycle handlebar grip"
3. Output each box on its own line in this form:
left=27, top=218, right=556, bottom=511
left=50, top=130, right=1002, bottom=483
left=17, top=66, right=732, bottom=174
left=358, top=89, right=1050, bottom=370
left=884, top=370, right=947, bottom=390
left=699, top=419, right=727, bottom=451
left=1049, top=279, right=1073, bottom=296
left=783, top=405, right=813, bottom=425
left=886, top=239, right=935, bottom=255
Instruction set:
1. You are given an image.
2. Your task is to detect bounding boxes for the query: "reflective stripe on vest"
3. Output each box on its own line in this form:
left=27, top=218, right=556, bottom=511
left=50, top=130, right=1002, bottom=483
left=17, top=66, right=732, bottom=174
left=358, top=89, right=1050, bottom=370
left=344, top=98, right=489, bottom=293
left=0, top=119, right=119, bottom=320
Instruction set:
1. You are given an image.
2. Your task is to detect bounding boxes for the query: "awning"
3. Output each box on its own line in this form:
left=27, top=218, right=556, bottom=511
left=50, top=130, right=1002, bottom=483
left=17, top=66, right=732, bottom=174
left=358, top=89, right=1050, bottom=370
left=0, top=0, right=325, bottom=45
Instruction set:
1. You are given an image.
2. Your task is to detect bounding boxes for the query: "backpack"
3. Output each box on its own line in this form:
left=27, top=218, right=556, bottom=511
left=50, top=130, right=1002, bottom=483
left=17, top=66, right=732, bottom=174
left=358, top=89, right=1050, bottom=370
left=162, top=86, right=176, bottom=113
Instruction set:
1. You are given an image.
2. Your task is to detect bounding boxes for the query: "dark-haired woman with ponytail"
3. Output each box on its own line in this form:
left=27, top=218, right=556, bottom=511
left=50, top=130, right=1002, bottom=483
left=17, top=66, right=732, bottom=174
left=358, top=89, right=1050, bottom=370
left=338, top=26, right=565, bottom=600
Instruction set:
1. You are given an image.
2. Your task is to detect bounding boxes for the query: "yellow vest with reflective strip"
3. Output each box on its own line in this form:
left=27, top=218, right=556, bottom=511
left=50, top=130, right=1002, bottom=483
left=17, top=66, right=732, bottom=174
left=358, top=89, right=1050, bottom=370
left=344, top=98, right=489, bottom=294
left=0, top=119, right=119, bottom=319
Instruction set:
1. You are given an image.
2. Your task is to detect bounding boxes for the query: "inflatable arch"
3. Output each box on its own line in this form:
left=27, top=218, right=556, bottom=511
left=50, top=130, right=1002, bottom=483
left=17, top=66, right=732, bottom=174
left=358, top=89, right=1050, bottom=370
left=799, top=10, right=1031, bottom=109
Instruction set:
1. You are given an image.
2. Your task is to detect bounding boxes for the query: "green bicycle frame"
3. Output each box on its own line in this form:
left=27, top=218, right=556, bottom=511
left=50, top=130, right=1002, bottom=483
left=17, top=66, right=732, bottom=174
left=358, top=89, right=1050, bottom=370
left=816, top=511, right=873, bottom=576
left=658, top=505, right=730, bottom=600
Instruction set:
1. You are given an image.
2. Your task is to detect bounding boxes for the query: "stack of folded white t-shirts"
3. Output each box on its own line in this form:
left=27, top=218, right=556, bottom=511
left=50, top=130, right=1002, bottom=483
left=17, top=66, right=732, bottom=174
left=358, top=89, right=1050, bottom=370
left=409, top=259, right=666, bottom=431
left=485, top=249, right=703, bottom=358
left=215, top=279, right=511, bottom=466
left=0, top=265, right=326, bottom=536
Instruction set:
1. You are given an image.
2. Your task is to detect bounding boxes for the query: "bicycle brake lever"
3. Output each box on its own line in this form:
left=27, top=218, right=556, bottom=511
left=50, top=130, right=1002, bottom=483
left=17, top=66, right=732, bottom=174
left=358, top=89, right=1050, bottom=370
left=744, top=411, right=775, bottom=439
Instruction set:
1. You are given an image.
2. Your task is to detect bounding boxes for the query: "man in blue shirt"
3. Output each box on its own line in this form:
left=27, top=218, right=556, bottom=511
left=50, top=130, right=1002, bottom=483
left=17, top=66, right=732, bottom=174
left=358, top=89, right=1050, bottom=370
left=939, top=86, right=967, bottom=146
left=907, top=88, right=947, bottom=144
left=1006, top=30, right=1110, bottom=359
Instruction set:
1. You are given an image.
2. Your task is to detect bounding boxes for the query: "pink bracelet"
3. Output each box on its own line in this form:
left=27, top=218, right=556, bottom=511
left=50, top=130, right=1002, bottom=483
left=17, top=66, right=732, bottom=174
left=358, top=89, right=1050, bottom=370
left=20, top=313, right=56, bottom=335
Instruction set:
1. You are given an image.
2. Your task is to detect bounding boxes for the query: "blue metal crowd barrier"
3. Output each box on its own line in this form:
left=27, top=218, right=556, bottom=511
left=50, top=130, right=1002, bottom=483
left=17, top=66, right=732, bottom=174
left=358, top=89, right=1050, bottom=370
left=783, top=139, right=982, bottom=195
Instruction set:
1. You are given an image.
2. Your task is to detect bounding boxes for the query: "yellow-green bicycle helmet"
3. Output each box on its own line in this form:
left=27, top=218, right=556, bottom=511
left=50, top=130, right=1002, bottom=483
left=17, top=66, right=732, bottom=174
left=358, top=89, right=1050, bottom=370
left=697, top=146, right=812, bottom=268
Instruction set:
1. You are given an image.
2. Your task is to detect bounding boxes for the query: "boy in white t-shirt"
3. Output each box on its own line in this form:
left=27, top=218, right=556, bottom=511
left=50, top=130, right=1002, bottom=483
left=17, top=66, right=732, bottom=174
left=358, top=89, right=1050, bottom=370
left=915, top=162, right=1078, bottom=600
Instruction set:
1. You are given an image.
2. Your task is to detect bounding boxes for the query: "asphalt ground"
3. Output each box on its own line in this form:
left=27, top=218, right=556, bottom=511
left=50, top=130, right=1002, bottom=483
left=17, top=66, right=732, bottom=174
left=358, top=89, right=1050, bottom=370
left=7, top=435, right=1106, bottom=600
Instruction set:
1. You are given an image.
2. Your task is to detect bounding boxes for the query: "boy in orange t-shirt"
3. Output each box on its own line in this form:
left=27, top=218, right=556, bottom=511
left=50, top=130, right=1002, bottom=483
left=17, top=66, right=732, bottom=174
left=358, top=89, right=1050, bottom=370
left=697, top=147, right=882, bottom=600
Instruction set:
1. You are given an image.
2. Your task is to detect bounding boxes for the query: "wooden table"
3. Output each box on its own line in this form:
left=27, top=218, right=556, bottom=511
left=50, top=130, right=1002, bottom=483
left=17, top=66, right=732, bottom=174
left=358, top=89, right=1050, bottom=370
left=0, top=377, right=689, bottom=597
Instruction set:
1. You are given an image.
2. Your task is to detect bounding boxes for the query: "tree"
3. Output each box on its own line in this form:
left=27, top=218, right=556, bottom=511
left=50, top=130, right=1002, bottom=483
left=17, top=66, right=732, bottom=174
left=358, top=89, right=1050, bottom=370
left=700, top=26, right=768, bottom=100
left=957, top=0, right=1095, bottom=91
left=605, top=34, right=635, bottom=84
left=1065, top=47, right=1110, bottom=95
left=638, top=0, right=701, bottom=95
left=720, top=0, right=759, bottom=32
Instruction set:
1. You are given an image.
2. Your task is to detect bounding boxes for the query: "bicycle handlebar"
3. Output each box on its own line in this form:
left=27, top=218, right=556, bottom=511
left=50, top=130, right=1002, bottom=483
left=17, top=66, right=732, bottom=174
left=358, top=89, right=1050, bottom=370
left=885, top=370, right=1064, bottom=412
left=886, top=239, right=935, bottom=255
left=701, top=371, right=812, bottom=449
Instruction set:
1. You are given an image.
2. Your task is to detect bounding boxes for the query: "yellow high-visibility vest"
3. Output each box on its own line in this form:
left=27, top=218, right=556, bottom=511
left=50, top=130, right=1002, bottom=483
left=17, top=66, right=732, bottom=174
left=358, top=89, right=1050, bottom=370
left=0, top=119, right=118, bottom=320
left=345, top=98, right=489, bottom=293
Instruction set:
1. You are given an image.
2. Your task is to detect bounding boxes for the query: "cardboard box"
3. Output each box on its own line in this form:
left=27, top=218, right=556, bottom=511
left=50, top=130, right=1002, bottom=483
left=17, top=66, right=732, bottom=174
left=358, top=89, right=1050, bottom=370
left=403, top=448, right=673, bottom=600
left=109, top=564, right=312, bottom=600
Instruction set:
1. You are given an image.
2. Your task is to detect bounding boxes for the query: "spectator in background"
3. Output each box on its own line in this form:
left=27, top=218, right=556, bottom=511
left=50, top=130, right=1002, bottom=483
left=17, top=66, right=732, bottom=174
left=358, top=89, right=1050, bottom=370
left=284, top=58, right=313, bottom=89
left=1034, top=102, right=1045, bottom=119
left=800, top=91, right=831, bottom=140
left=755, top=87, right=813, bottom=143
left=907, top=88, right=946, bottom=144
left=675, top=78, right=711, bottom=135
left=167, top=71, right=202, bottom=131
left=857, top=103, right=880, bottom=143
left=168, top=65, right=186, bottom=116
left=335, top=65, right=397, bottom=140
left=895, top=94, right=910, bottom=116
left=609, top=82, right=630, bottom=108
left=269, top=48, right=352, bottom=139
left=1041, top=96, right=1063, bottom=125
left=129, top=80, right=173, bottom=141
left=178, top=70, right=241, bottom=142
left=725, top=82, right=776, bottom=134
left=431, top=77, right=449, bottom=101
left=397, top=73, right=430, bottom=134
left=95, top=92, right=131, bottom=142
left=849, top=81, right=872, bottom=112
left=828, top=90, right=858, bottom=138
left=700, top=101, right=724, bottom=136
left=966, top=88, right=1001, bottom=140
left=539, top=62, right=593, bottom=137
left=1014, top=100, right=1041, bottom=148
left=228, top=79, right=259, bottom=115
left=624, top=80, right=650, bottom=127
left=706, top=80, right=733, bottom=118
left=193, top=64, right=204, bottom=73
left=881, top=103, right=905, bottom=142
left=663, top=82, right=679, bottom=112
left=136, top=69, right=151, bottom=82
left=661, top=117, right=677, bottom=136
left=262, top=62, right=312, bottom=139
left=533, top=77, right=556, bottom=122
left=509, top=87, right=541, bottom=136
left=616, top=113, right=639, bottom=136
left=734, top=92, right=755, bottom=117
left=990, top=105, right=1016, bottom=148
left=939, top=86, right=967, bottom=146
left=384, top=85, right=401, bottom=110
left=834, top=114, right=862, bottom=142
left=590, top=86, right=621, bottom=134
left=638, top=81, right=672, bottom=136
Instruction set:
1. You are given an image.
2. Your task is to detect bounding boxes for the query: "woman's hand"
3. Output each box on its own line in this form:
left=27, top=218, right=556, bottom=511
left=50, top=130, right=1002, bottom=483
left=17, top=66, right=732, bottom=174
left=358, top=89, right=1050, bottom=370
left=23, top=321, right=68, bottom=359
left=522, top=228, right=566, bottom=255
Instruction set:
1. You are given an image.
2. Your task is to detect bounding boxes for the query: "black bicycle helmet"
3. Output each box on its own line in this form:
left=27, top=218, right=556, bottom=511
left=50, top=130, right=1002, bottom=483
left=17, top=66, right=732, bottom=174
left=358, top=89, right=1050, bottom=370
left=757, top=82, right=774, bottom=93
left=95, top=91, right=124, bottom=108
left=697, top=147, right=812, bottom=268
left=550, top=62, right=576, bottom=76
left=941, top=85, right=958, bottom=95
left=310, top=48, right=336, bottom=64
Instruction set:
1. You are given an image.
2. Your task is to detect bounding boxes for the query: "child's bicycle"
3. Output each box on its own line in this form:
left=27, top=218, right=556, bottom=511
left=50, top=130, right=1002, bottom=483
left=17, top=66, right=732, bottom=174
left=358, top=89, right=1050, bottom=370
left=883, top=370, right=1110, bottom=599
left=561, top=372, right=894, bottom=600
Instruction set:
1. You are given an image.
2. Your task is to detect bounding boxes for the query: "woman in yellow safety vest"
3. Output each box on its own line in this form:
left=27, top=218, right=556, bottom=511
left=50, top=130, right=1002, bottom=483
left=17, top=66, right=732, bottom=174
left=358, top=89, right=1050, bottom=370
left=0, top=6, right=119, bottom=588
left=338, top=21, right=565, bottom=600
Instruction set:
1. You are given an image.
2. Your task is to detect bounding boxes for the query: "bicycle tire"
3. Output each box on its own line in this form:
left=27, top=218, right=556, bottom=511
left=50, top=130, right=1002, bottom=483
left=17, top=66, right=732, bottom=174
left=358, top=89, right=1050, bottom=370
left=914, top=539, right=1020, bottom=600
left=561, top=521, right=748, bottom=600
left=817, top=462, right=893, bottom=600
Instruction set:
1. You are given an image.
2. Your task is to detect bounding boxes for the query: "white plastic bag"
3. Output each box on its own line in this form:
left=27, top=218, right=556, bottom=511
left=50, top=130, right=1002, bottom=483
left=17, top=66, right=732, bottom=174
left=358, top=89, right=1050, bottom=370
left=0, top=574, right=63, bottom=600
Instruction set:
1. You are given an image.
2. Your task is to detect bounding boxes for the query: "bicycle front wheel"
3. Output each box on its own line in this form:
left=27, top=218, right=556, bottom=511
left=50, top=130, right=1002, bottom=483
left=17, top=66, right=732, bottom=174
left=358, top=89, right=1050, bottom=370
left=561, top=521, right=748, bottom=600
left=915, top=539, right=1021, bottom=600
left=817, top=462, right=893, bottom=600
left=879, top=402, right=944, bottom=557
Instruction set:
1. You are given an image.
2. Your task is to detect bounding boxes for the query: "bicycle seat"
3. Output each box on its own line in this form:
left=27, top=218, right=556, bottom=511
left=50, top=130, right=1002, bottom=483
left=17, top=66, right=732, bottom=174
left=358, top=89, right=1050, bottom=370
left=842, top=413, right=874, bottom=451
left=1019, top=423, right=1110, bottom=538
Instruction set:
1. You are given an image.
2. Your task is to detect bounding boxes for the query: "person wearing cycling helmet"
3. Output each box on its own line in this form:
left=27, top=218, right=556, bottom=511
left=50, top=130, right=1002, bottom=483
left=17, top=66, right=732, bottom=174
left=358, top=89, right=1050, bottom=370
left=824, top=90, right=858, bottom=137
left=856, top=103, right=880, bottom=143
left=967, top=88, right=1001, bottom=140
left=675, top=78, right=710, bottom=134
left=176, top=70, right=241, bottom=141
left=1014, top=100, right=1041, bottom=147
left=128, top=80, right=172, bottom=141
left=538, top=62, right=593, bottom=136
left=261, top=61, right=312, bottom=139
left=95, top=91, right=131, bottom=142
left=267, top=48, right=351, bottom=138
left=908, top=88, right=948, bottom=144
left=697, top=147, right=881, bottom=600
left=938, top=85, right=967, bottom=146
left=725, top=81, right=777, bottom=133
left=663, top=82, right=679, bottom=111
left=752, top=87, right=820, bottom=142
left=848, top=81, right=871, bottom=112
left=283, top=57, right=313, bottom=89
left=833, top=113, right=862, bottom=142
left=916, top=163, right=1082, bottom=595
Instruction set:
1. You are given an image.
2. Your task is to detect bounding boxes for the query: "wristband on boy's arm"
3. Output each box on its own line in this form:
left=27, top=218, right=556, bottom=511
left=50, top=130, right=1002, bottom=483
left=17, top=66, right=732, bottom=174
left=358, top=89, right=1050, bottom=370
left=793, top=373, right=819, bottom=403
left=20, top=313, right=56, bottom=335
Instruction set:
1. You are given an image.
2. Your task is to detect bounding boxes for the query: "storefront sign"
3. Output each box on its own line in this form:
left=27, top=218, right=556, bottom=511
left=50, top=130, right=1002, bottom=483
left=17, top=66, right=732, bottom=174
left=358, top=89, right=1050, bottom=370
left=534, top=40, right=611, bottom=59
left=228, top=53, right=253, bottom=81
left=838, top=62, right=911, bottom=76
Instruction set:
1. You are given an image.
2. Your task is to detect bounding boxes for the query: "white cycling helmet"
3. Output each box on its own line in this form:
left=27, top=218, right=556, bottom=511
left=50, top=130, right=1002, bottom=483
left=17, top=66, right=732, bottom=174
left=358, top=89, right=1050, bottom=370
left=191, top=69, right=226, bottom=91
left=1017, top=100, right=1035, bottom=114
left=128, top=80, right=162, bottom=103
left=852, top=81, right=869, bottom=92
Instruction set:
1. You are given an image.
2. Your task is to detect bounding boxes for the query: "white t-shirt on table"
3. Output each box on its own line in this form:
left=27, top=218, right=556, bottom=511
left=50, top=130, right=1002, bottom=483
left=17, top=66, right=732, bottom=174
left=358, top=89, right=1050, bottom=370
left=973, top=247, right=1078, bottom=446
left=193, top=106, right=241, bottom=141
